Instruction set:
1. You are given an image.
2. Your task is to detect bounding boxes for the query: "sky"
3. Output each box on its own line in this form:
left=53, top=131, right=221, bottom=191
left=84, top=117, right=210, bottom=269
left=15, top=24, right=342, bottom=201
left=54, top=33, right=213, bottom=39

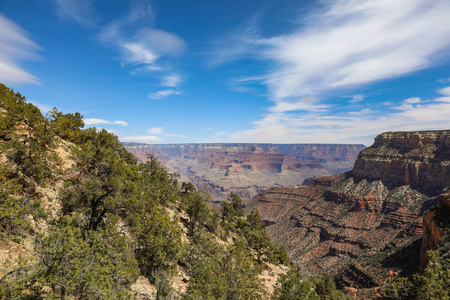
left=1, top=0, right=450, bottom=146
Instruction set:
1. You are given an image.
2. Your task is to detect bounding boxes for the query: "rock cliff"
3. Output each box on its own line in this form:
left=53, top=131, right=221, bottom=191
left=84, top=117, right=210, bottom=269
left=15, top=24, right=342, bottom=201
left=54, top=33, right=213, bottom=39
left=245, top=130, right=450, bottom=288
left=123, top=143, right=365, bottom=200
left=420, top=188, right=450, bottom=273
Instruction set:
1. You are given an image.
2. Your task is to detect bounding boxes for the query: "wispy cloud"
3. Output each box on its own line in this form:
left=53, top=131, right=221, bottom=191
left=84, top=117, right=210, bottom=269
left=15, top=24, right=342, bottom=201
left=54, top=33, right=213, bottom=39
left=84, top=118, right=128, bottom=126
left=99, top=2, right=185, bottom=75
left=0, top=14, right=40, bottom=85
left=229, top=89, right=450, bottom=145
left=270, top=97, right=329, bottom=113
left=121, top=135, right=163, bottom=143
left=219, top=0, right=450, bottom=102
left=162, top=75, right=182, bottom=87
left=210, top=12, right=263, bottom=67
left=437, top=78, right=450, bottom=84
left=350, top=94, right=364, bottom=103
left=148, top=127, right=184, bottom=138
left=438, top=86, right=450, bottom=96
left=148, top=89, right=182, bottom=100
left=51, top=0, right=97, bottom=27
left=216, top=131, right=228, bottom=136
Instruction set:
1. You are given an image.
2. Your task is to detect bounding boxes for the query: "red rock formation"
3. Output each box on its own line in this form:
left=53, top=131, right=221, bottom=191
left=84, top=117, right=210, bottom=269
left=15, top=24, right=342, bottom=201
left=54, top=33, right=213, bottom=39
left=353, top=131, right=450, bottom=190
left=420, top=189, right=449, bottom=273
left=245, top=130, right=450, bottom=288
left=122, top=142, right=365, bottom=200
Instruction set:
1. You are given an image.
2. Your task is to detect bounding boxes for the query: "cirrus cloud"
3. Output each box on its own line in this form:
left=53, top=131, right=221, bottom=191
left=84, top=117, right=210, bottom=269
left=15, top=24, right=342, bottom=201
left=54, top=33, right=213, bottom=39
left=0, top=14, right=41, bottom=85
left=229, top=88, right=450, bottom=146
left=218, top=0, right=450, bottom=103
left=84, top=118, right=128, bottom=126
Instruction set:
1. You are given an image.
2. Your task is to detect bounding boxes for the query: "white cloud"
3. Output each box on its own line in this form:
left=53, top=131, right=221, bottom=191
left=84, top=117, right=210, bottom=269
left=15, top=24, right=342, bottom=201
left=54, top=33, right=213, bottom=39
left=51, top=0, right=96, bottom=27
left=210, top=13, right=263, bottom=67
left=148, top=89, right=182, bottom=100
left=0, top=14, right=40, bottom=85
left=216, top=131, right=228, bottom=136
left=437, top=78, right=450, bottom=84
left=121, top=135, right=163, bottom=143
left=438, top=86, right=450, bottom=96
left=147, top=127, right=184, bottom=138
left=99, top=3, right=185, bottom=74
left=147, top=127, right=164, bottom=134
left=162, top=75, right=181, bottom=87
left=117, top=29, right=185, bottom=69
left=217, top=0, right=450, bottom=145
left=165, top=132, right=185, bottom=138
left=229, top=94, right=450, bottom=146
left=270, top=101, right=330, bottom=113
left=404, top=97, right=421, bottom=104
left=122, top=42, right=159, bottom=65
left=84, top=118, right=128, bottom=126
left=220, top=0, right=450, bottom=102
left=113, top=120, right=128, bottom=126
left=348, top=108, right=375, bottom=116
left=350, top=95, right=364, bottom=103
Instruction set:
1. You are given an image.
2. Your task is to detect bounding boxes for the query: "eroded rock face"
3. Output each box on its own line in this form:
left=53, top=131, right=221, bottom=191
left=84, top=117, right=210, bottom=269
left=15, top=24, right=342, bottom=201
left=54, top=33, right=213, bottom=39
left=353, top=131, right=450, bottom=191
left=122, top=143, right=365, bottom=200
left=420, top=189, right=450, bottom=273
left=245, top=130, right=450, bottom=287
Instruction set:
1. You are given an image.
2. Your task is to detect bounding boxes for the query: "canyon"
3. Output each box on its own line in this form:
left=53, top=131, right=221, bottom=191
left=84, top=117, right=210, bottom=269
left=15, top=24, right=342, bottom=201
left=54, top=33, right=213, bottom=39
left=123, top=143, right=365, bottom=200
left=245, top=130, right=450, bottom=291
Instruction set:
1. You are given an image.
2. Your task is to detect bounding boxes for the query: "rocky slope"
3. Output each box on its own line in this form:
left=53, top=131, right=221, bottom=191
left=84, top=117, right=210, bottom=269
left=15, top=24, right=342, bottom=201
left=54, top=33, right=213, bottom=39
left=245, top=130, right=450, bottom=289
left=123, top=143, right=365, bottom=200
left=420, top=188, right=450, bottom=273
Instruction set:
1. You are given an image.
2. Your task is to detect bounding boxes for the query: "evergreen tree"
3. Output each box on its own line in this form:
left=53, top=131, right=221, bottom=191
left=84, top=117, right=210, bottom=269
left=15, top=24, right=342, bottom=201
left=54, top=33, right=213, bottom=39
left=60, top=128, right=140, bottom=231
left=135, top=210, right=182, bottom=281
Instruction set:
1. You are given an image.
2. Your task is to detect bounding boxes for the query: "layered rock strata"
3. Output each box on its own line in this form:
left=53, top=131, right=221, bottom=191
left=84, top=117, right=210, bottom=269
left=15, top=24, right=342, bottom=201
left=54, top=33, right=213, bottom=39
left=245, top=130, right=450, bottom=287
left=123, top=143, right=365, bottom=200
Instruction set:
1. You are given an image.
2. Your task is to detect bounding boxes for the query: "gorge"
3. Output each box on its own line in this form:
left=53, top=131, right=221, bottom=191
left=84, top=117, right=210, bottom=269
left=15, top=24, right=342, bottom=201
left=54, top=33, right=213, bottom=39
left=245, top=130, right=450, bottom=293
left=123, top=143, right=366, bottom=200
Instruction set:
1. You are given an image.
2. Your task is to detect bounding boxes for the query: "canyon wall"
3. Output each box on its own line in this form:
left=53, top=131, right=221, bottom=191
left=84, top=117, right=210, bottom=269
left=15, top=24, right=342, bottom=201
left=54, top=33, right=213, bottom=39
left=123, top=143, right=365, bottom=200
left=245, top=130, right=450, bottom=288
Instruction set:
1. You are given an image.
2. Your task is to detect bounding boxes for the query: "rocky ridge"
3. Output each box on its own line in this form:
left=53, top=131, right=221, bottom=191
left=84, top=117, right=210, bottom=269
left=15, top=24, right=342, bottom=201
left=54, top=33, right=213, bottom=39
left=245, top=130, right=450, bottom=289
left=123, top=143, right=365, bottom=200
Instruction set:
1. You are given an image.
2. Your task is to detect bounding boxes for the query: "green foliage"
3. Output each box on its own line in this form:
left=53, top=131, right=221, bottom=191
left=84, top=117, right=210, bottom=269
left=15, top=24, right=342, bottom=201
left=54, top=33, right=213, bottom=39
left=0, top=166, right=30, bottom=237
left=272, top=268, right=349, bottom=300
left=312, top=274, right=349, bottom=300
left=220, top=192, right=244, bottom=224
left=0, top=217, right=140, bottom=299
left=155, top=274, right=177, bottom=300
left=184, top=189, right=214, bottom=235
left=48, top=108, right=84, bottom=143
left=135, top=210, right=182, bottom=281
left=0, top=84, right=303, bottom=299
left=272, top=268, right=319, bottom=300
left=268, top=244, right=291, bottom=266
left=383, top=251, right=450, bottom=300
left=0, top=83, right=27, bottom=137
left=33, top=217, right=139, bottom=299
left=60, top=128, right=140, bottom=230
left=184, top=233, right=262, bottom=300
left=0, top=84, right=56, bottom=186
left=139, top=154, right=180, bottom=206
left=243, top=209, right=271, bottom=263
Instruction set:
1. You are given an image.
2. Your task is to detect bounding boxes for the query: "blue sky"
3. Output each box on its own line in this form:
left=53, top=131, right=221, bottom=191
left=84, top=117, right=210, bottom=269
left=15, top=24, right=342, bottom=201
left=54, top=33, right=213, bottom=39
left=1, top=0, right=450, bottom=146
